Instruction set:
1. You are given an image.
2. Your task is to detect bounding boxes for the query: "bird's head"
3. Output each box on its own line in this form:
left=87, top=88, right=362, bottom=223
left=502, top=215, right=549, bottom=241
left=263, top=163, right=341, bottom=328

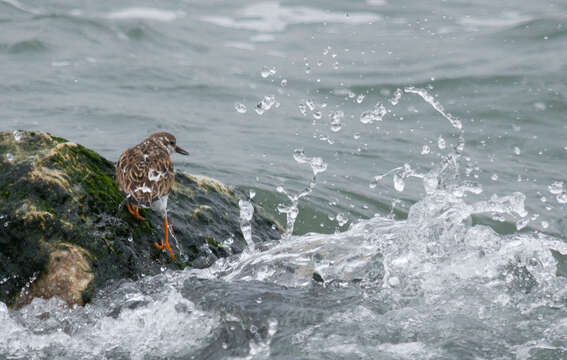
left=149, top=132, right=189, bottom=155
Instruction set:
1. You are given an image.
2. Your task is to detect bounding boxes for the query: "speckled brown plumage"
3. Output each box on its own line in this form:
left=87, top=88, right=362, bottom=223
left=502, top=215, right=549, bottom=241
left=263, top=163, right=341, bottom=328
left=116, top=132, right=182, bottom=208
left=116, top=132, right=188, bottom=260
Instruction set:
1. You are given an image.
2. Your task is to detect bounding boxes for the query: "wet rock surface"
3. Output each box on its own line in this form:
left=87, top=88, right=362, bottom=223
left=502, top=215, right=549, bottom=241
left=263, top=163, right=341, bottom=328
left=0, top=130, right=281, bottom=307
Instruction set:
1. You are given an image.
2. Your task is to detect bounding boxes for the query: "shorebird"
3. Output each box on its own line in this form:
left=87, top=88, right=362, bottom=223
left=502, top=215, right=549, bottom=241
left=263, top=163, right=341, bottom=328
left=115, top=132, right=189, bottom=260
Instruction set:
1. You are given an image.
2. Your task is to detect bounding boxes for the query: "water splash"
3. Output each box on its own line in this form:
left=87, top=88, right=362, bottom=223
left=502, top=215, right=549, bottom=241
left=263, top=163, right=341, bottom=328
left=360, top=103, right=387, bottom=124
left=389, top=88, right=402, bottom=105
left=403, top=87, right=463, bottom=131
left=277, top=149, right=327, bottom=239
left=239, top=197, right=255, bottom=251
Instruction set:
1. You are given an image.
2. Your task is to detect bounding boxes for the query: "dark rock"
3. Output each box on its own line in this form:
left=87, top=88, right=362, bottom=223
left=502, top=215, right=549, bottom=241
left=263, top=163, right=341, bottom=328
left=0, top=130, right=282, bottom=307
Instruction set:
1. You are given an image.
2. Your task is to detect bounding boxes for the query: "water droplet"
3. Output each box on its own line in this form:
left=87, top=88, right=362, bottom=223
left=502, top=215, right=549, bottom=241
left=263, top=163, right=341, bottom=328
left=5, top=153, right=14, bottom=162
left=234, top=103, right=247, bottom=114
left=128, top=234, right=133, bottom=242
left=306, top=100, right=315, bottom=111
left=255, top=95, right=276, bottom=115
left=13, top=130, right=21, bottom=142
left=393, top=173, right=405, bottom=192
left=260, top=65, right=277, bottom=78
left=298, top=103, right=307, bottom=116
left=310, top=157, right=327, bottom=176
left=541, top=221, right=549, bottom=229
left=421, top=145, right=430, bottom=155
left=329, top=110, right=344, bottom=132
left=356, top=94, right=365, bottom=103
left=513, top=146, right=521, bottom=155
left=293, top=149, right=308, bottom=164
left=548, top=181, right=563, bottom=195
left=336, top=213, right=348, bottom=226
left=353, top=132, right=361, bottom=140
left=438, top=136, right=446, bottom=150
left=312, top=111, right=322, bottom=120
left=557, top=193, right=567, bottom=204
left=491, top=174, right=499, bottom=181
left=280, top=79, right=288, bottom=87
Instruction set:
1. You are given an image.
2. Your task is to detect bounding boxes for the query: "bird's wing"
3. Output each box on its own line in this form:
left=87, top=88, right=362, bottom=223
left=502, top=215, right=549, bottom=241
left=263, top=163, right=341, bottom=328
left=146, top=147, right=174, bottom=199
left=116, top=146, right=170, bottom=206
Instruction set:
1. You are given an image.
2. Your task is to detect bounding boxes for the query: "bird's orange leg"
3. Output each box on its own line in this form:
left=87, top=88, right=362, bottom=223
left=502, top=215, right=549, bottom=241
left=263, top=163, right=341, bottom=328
left=154, top=216, right=175, bottom=260
left=127, top=204, right=146, bottom=221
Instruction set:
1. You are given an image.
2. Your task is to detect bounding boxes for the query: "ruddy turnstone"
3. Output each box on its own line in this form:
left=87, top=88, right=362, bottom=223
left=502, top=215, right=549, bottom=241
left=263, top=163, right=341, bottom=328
left=115, top=132, right=189, bottom=259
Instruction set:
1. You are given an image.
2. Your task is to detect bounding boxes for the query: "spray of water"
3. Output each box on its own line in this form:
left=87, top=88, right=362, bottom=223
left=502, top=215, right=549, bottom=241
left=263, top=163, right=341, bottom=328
left=276, top=149, right=327, bottom=239
left=239, top=191, right=256, bottom=252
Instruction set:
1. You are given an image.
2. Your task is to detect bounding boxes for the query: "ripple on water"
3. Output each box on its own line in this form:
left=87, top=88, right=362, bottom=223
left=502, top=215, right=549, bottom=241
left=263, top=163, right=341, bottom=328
left=0, top=39, right=49, bottom=54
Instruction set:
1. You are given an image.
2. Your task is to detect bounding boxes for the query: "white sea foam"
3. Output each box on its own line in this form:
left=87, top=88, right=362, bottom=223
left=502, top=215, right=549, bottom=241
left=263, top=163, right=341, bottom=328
left=458, top=12, right=531, bottom=28
left=224, top=42, right=256, bottom=51
left=367, top=0, right=387, bottom=6
left=106, top=8, right=185, bottom=22
left=201, top=2, right=380, bottom=32
left=0, top=277, right=218, bottom=360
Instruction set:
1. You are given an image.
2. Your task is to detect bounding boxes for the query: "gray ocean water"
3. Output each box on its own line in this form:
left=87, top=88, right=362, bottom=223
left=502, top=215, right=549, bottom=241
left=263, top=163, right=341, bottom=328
left=2, top=0, right=567, bottom=359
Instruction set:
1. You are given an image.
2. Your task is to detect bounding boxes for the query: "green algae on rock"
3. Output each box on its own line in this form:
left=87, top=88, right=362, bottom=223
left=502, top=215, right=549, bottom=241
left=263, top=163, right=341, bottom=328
left=0, top=130, right=281, bottom=307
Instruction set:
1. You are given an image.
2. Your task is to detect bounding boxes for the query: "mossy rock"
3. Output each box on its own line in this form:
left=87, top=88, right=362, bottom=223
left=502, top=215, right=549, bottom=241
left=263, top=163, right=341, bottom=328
left=0, top=130, right=281, bottom=307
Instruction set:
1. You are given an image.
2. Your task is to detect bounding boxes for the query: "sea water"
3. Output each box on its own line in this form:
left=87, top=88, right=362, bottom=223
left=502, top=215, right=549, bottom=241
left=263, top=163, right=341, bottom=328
left=1, top=0, right=566, bottom=358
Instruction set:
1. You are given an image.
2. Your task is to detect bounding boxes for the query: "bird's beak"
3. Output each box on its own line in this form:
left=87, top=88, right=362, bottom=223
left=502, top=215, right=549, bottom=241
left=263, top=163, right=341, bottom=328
left=175, top=146, right=189, bottom=155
